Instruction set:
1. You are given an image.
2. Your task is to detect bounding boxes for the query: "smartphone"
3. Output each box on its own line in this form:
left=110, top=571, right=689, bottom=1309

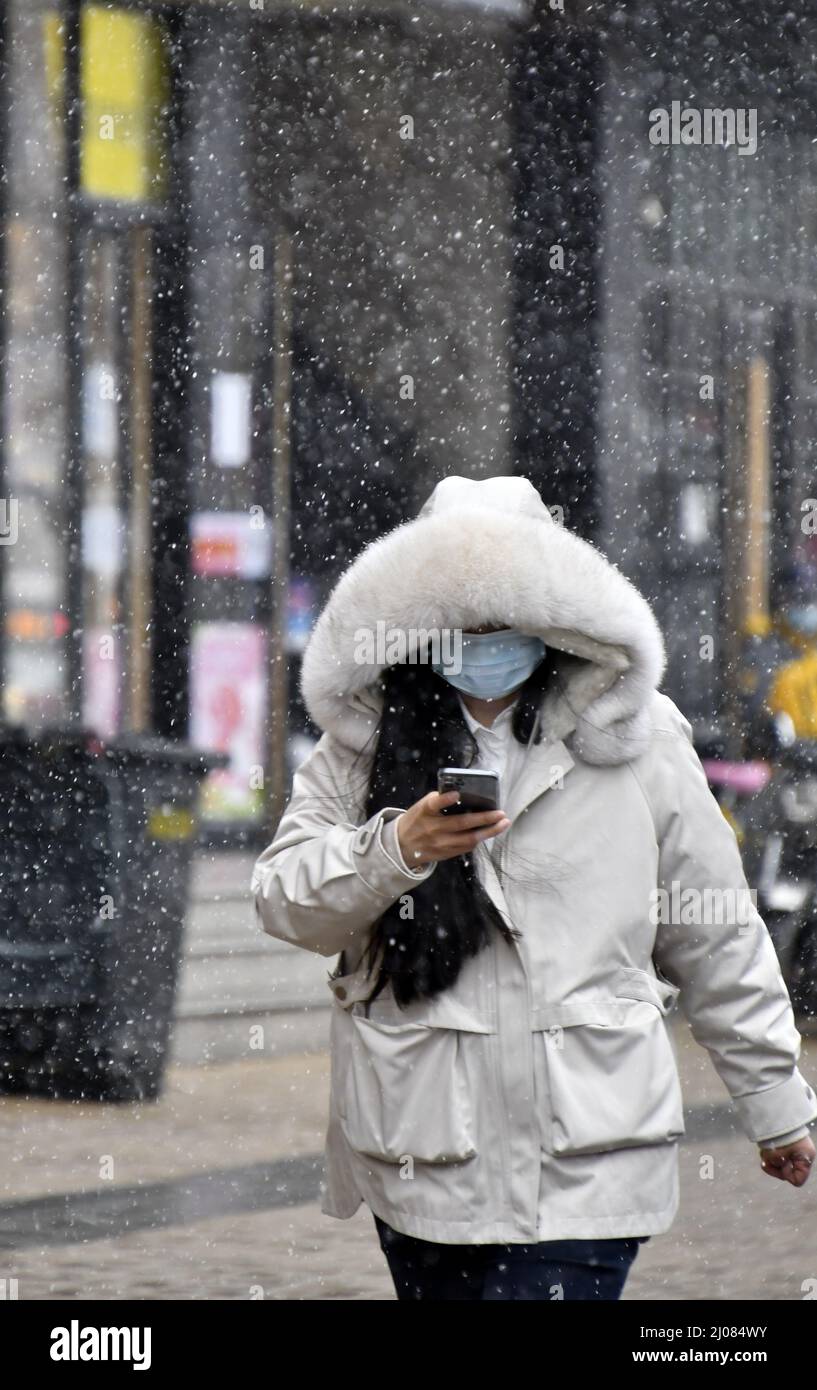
left=438, top=767, right=500, bottom=815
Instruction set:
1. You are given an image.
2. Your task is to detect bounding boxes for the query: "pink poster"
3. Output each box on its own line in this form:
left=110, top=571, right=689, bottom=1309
left=190, top=621, right=266, bottom=822
left=82, top=627, right=122, bottom=739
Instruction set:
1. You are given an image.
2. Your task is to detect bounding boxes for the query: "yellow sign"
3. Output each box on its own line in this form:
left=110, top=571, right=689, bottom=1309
left=43, top=6, right=169, bottom=203
left=769, top=649, right=817, bottom=738
left=146, top=806, right=196, bottom=842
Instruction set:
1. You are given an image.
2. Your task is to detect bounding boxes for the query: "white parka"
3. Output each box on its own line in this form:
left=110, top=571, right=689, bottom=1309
left=251, top=476, right=817, bottom=1243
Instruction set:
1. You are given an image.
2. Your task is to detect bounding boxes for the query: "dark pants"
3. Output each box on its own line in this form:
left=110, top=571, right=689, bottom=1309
left=373, top=1213, right=647, bottom=1301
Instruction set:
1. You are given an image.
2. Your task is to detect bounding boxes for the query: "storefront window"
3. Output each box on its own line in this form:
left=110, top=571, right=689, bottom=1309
left=4, top=0, right=69, bottom=726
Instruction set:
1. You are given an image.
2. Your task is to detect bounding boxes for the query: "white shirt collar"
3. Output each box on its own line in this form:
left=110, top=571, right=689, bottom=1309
left=458, top=694, right=519, bottom=737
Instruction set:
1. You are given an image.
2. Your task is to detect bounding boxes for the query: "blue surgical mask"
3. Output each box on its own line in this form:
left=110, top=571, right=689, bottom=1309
left=432, top=629, right=546, bottom=700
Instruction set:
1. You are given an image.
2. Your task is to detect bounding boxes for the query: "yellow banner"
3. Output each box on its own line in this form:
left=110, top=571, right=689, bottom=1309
left=43, top=6, right=169, bottom=203
left=146, top=806, right=196, bottom=842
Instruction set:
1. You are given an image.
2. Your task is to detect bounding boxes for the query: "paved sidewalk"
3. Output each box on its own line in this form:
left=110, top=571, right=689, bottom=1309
left=0, top=1024, right=815, bottom=1300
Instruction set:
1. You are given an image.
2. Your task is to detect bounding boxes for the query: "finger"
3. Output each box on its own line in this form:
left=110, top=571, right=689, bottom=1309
left=474, top=820, right=511, bottom=839
left=435, top=818, right=511, bottom=848
left=426, top=790, right=463, bottom=813
left=760, top=1147, right=814, bottom=1186
left=767, top=1158, right=797, bottom=1183
left=432, top=823, right=512, bottom=859
left=433, top=808, right=509, bottom=830
left=450, top=823, right=512, bottom=853
left=791, top=1158, right=813, bottom=1186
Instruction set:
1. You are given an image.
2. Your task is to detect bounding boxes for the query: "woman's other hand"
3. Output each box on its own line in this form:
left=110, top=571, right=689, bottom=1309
left=396, top=791, right=511, bottom=869
left=759, top=1135, right=815, bottom=1186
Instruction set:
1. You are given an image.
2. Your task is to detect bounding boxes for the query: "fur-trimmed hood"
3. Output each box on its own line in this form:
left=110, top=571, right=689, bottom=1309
left=300, top=475, right=667, bottom=765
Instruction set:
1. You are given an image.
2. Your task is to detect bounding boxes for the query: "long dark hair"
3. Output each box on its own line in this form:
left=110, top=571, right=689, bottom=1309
left=358, top=652, right=555, bottom=1008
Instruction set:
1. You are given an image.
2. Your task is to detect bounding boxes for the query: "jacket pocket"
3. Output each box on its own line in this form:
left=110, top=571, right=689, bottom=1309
left=337, top=1013, right=477, bottom=1165
left=536, top=990, right=685, bottom=1157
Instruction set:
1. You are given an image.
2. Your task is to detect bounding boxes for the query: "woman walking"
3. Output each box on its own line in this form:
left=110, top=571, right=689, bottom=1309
left=252, top=474, right=817, bottom=1301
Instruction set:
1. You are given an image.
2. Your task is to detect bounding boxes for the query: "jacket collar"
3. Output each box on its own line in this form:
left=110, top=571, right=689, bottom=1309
left=503, top=734, right=575, bottom=823
left=506, top=690, right=578, bottom=822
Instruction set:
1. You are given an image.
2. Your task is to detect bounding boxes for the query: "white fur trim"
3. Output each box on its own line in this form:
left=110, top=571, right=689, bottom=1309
left=300, top=478, right=667, bottom=765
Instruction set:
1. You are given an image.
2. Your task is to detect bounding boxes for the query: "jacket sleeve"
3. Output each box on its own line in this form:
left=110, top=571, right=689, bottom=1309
left=251, top=730, right=436, bottom=958
left=760, top=1122, right=810, bottom=1148
left=634, top=692, right=817, bottom=1146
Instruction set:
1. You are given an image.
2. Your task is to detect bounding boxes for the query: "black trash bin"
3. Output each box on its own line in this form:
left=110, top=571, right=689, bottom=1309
left=0, top=724, right=225, bottom=1102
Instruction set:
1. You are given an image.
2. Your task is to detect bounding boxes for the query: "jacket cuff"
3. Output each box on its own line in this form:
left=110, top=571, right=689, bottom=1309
left=756, top=1123, right=811, bottom=1149
left=732, top=1069, right=817, bottom=1144
left=381, top=814, right=436, bottom=878
left=351, top=807, right=436, bottom=898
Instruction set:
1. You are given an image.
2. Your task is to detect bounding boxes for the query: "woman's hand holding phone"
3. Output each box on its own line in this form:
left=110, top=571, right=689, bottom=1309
left=396, top=791, right=511, bottom=869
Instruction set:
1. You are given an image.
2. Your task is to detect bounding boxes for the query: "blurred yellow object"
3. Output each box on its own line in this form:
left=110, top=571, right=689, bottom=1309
left=768, top=648, right=817, bottom=738
left=43, top=6, right=169, bottom=203
left=146, top=806, right=195, bottom=842
left=719, top=803, right=744, bottom=844
left=743, top=610, right=772, bottom=638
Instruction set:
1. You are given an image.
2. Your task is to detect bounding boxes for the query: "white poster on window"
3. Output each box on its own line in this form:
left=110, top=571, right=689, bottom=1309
left=210, top=371, right=252, bottom=467
left=82, top=504, right=124, bottom=577
left=82, top=361, right=118, bottom=459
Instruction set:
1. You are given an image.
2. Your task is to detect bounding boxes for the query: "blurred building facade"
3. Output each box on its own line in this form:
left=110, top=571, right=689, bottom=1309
left=4, top=0, right=817, bottom=836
